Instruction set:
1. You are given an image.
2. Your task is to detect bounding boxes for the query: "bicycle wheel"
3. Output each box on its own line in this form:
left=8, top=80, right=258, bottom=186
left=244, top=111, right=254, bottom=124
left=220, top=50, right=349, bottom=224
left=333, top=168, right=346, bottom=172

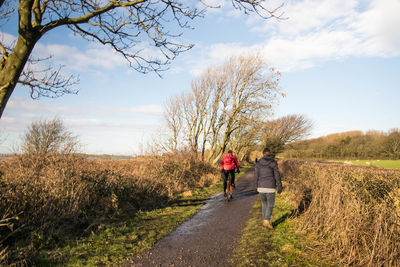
left=227, top=175, right=232, bottom=201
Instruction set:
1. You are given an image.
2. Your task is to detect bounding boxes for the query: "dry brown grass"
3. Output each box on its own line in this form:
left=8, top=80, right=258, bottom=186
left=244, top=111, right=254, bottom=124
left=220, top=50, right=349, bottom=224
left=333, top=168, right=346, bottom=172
left=280, top=160, right=400, bottom=266
left=0, top=153, right=218, bottom=265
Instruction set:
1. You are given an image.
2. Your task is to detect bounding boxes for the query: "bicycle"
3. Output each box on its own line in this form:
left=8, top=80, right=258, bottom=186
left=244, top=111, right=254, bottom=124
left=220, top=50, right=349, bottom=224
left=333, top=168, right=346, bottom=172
left=225, top=172, right=233, bottom=201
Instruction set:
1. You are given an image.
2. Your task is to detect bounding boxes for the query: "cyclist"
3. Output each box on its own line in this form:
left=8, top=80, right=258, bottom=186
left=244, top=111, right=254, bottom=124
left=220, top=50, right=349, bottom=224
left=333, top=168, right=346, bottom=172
left=221, top=150, right=240, bottom=196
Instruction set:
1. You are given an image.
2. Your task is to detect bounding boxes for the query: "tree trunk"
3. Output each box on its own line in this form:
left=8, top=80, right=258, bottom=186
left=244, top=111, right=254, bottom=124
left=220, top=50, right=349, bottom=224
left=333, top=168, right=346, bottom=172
left=0, top=0, right=39, bottom=118
left=0, top=35, right=36, bottom=117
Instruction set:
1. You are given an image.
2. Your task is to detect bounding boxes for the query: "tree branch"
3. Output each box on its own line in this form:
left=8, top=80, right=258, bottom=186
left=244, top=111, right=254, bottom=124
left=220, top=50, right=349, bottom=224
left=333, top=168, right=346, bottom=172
left=18, top=0, right=35, bottom=34
left=32, top=0, right=42, bottom=27
left=19, top=63, right=79, bottom=99
left=40, top=0, right=148, bottom=34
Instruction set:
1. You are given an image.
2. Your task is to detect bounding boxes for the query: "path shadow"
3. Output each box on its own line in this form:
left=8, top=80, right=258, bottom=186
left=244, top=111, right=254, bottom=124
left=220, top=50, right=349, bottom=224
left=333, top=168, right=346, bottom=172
left=169, top=197, right=211, bottom=207
left=231, top=190, right=258, bottom=201
left=272, top=211, right=293, bottom=227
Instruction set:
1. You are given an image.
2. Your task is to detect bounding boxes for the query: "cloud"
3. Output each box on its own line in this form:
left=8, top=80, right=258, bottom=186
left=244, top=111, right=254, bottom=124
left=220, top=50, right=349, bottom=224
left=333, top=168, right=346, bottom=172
left=6, top=97, right=163, bottom=118
left=123, top=105, right=164, bottom=116
left=0, top=114, right=161, bottom=154
left=250, top=0, right=359, bottom=35
left=34, top=43, right=126, bottom=71
left=3, top=32, right=166, bottom=73
left=185, top=43, right=259, bottom=76
left=1, top=109, right=161, bottom=140
left=0, top=32, right=17, bottom=46
left=64, top=118, right=161, bottom=132
left=0, top=32, right=128, bottom=78
left=6, top=97, right=88, bottom=117
left=191, top=0, right=400, bottom=73
left=351, top=0, right=400, bottom=56
left=96, top=104, right=164, bottom=117
left=261, top=30, right=365, bottom=71
left=1, top=96, right=164, bottom=138
left=262, top=0, right=400, bottom=70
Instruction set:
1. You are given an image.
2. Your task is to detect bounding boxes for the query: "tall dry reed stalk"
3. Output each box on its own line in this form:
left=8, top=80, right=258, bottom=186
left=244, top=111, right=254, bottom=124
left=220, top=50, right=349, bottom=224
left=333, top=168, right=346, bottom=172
left=0, top=153, right=218, bottom=265
left=280, top=160, right=400, bottom=266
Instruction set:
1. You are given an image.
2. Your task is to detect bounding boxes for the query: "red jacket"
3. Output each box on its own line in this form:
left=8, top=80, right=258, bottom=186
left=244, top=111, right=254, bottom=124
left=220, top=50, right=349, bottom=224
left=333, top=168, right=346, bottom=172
left=221, top=153, right=239, bottom=171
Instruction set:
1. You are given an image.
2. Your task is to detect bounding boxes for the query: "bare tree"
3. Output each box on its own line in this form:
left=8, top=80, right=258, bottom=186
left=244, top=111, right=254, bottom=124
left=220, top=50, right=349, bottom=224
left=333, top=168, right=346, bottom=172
left=229, top=119, right=263, bottom=161
left=21, top=118, right=79, bottom=155
left=384, top=128, right=400, bottom=159
left=163, top=54, right=283, bottom=163
left=207, top=54, right=282, bottom=163
left=163, top=96, right=183, bottom=153
left=0, top=1, right=284, bottom=118
left=261, top=114, right=313, bottom=156
left=183, top=77, right=213, bottom=154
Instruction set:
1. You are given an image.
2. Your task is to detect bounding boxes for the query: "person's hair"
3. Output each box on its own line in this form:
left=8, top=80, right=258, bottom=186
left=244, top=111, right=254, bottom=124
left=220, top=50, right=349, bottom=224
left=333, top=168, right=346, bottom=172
left=262, top=147, right=271, bottom=156
left=227, top=150, right=233, bottom=154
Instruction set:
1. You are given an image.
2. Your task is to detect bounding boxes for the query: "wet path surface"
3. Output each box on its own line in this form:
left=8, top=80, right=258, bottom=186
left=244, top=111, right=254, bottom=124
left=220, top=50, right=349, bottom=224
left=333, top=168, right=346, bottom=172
left=125, top=168, right=258, bottom=267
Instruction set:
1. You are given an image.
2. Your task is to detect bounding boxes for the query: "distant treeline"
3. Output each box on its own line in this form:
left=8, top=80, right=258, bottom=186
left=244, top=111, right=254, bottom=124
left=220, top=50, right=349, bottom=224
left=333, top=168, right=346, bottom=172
left=281, top=129, right=400, bottom=159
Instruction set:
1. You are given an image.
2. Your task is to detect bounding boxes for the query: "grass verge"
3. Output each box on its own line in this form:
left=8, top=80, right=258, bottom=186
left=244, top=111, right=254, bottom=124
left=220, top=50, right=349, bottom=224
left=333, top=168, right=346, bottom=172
left=232, top=191, right=336, bottom=266
left=328, top=159, right=400, bottom=169
left=36, top=166, right=250, bottom=266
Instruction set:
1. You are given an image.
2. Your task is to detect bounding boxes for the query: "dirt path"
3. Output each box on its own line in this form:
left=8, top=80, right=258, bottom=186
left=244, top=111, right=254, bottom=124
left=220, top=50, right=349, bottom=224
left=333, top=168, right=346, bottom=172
left=125, top=168, right=258, bottom=267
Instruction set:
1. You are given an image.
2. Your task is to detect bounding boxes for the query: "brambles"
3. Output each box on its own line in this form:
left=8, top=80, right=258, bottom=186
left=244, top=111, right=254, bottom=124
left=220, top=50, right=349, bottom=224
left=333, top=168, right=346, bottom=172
left=0, top=153, right=219, bottom=265
left=280, top=160, right=400, bottom=266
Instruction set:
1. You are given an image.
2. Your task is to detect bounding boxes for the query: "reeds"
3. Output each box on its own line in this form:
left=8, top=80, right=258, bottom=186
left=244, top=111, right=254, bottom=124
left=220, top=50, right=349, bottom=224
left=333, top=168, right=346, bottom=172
left=0, top=153, right=218, bottom=265
left=280, top=160, right=400, bottom=266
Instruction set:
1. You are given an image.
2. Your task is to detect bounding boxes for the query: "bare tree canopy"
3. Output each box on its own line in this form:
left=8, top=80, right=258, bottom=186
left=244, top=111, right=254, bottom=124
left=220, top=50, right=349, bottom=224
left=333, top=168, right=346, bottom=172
left=0, top=0, right=284, bottom=118
left=21, top=118, right=79, bottom=155
left=261, top=114, right=313, bottom=156
left=162, top=54, right=283, bottom=162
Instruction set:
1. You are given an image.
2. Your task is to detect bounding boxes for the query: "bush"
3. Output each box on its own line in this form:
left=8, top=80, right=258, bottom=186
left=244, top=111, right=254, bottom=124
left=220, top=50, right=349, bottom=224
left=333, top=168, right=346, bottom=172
left=0, top=153, right=219, bottom=265
left=280, top=160, right=400, bottom=266
left=21, top=118, right=79, bottom=156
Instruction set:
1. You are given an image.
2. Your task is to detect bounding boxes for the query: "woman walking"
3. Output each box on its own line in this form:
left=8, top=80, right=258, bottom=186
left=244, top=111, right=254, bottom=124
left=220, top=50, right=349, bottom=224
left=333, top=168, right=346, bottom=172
left=254, top=147, right=282, bottom=229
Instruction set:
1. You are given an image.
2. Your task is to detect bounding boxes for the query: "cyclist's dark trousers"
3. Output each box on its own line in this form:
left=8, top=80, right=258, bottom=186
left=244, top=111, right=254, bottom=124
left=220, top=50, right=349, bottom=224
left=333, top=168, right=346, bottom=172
left=222, top=169, right=235, bottom=192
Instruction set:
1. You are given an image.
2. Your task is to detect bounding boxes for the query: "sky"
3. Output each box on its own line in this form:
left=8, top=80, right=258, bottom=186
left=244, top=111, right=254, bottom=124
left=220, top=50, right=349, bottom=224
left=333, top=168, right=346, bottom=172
left=0, top=0, right=399, bottom=155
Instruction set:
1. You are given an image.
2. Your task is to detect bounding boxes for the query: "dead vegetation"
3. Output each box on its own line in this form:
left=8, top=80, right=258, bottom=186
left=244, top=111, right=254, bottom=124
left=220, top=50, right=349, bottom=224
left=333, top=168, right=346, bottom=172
left=0, top=153, right=219, bottom=265
left=280, top=160, right=400, bottom=266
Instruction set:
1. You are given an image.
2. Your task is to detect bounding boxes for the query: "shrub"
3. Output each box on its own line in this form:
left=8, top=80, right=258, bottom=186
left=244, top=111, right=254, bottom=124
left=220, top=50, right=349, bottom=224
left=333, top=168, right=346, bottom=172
left=0, top=153, right=218, bottom=265
left=280, top=160, right=400, bottom=266
left=21, top=118, right=79, bottom=156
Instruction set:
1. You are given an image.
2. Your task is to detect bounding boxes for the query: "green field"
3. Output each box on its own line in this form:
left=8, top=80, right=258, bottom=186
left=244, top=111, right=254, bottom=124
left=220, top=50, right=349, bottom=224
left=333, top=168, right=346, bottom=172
left=333, top=160, right=400, bottom=169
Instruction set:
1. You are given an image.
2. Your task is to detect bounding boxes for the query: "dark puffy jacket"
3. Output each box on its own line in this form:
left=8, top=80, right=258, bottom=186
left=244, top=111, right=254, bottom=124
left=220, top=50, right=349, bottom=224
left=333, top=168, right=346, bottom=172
left=254, top=156, right=282, bottom=191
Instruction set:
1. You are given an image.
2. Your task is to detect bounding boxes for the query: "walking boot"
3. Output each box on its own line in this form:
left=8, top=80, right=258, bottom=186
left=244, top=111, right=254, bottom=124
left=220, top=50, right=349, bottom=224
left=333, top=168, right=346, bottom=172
left=263, top=220, right=273, bottom=229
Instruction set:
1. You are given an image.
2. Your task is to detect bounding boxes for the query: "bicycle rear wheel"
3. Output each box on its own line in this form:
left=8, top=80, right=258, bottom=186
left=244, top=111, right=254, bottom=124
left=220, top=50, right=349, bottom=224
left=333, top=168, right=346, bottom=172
left=226, top=175, right=233, bottom=201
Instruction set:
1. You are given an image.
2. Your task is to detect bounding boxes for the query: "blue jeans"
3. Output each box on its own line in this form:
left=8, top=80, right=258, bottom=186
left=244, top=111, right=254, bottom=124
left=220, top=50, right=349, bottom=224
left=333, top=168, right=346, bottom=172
left=260, top=193, right=275, bottom=221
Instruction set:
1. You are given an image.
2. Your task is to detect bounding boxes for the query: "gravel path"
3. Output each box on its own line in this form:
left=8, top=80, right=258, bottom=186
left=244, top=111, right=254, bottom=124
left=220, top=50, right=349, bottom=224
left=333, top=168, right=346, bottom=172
left=125, top=168, right=258, bottom=267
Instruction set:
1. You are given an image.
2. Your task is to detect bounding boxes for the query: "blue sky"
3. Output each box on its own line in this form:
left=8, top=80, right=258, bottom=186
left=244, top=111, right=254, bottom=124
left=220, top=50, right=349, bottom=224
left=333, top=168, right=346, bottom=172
left=1, top=0, right=399, bottom=155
